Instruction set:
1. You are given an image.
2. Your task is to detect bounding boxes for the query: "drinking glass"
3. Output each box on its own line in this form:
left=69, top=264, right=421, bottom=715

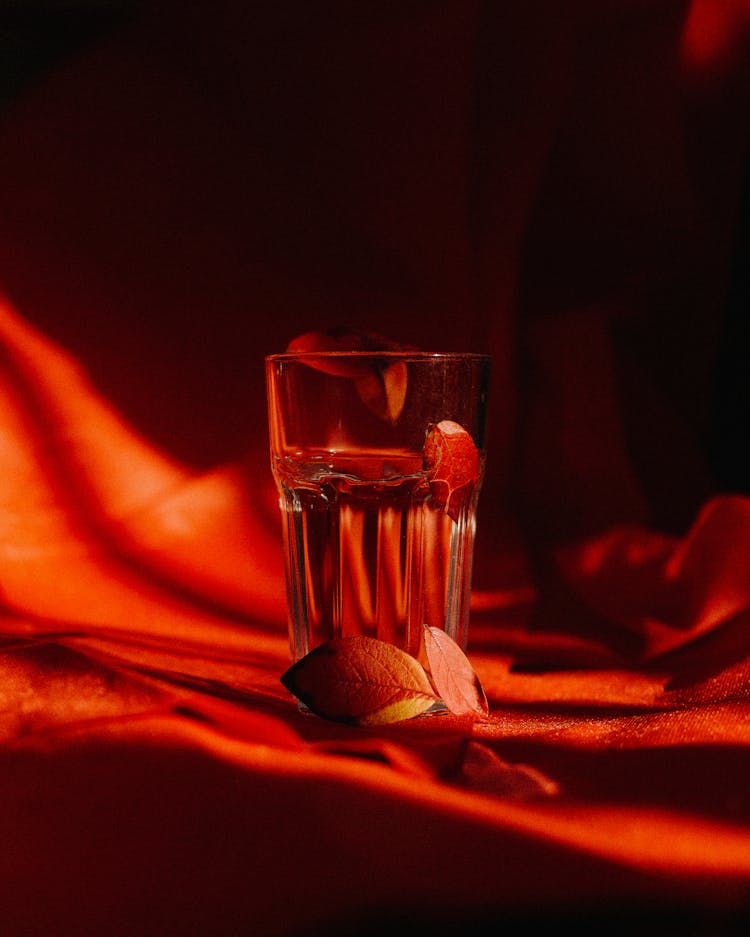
left=266, top=351, right=491, bottom=662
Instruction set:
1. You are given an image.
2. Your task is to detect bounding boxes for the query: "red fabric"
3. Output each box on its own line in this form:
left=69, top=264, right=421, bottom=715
left=2, top=2, right=750, bottom=934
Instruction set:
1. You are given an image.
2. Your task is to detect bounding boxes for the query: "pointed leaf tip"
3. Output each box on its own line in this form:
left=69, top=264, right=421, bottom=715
left=422, top=625, right=489, bottom=717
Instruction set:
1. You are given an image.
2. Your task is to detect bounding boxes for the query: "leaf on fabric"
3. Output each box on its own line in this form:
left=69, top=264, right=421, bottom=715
left=281, top=636, right=438, bottom=725
left=286, top=327, right=411, bottom=422
left=456, top=741, right=560, bottom=800
left=421, top=625, right=488, bottom=717
left=423, top=420, right=480, bottom=521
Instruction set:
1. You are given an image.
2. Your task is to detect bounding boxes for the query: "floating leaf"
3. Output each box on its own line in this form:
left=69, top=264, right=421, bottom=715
left=281, top=635, right=438, bottom=725
left=423, top=420, right=480, bottom=521
left=421, top=624, right=488, bottom=717
left=286, top=327, right=411, bottom=422
left=354, top=361, right=408, bottom=424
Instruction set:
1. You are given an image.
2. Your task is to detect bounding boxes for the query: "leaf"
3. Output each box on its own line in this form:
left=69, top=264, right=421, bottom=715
left=354, top=361, right=408, bottom=424
left=421, top=625, right=489, bottom=717
left=456, top=742, right=560, bottom=799
left=281, top=635, right=438, bottom=725
left=286, top=327, right=411, bottom=422
left=423, top=420, right=480, bottom=521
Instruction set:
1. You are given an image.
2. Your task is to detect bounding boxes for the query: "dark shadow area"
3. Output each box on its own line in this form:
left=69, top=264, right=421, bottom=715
left=709, top=158, right=750, bottom=495
left=0, top=1, right=138, bottom=111
left=295, top=903, right=750, bottom=937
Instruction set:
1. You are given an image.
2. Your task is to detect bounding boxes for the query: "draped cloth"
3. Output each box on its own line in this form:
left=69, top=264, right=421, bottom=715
left=2, top=2, right=750, bottom=934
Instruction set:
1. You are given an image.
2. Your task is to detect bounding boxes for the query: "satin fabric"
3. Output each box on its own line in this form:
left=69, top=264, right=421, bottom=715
left=2, top=3, right=750, bottom=934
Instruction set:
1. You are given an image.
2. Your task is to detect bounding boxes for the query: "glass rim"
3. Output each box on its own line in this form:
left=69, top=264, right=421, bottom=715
left=266, top=350, right=492, bottom=363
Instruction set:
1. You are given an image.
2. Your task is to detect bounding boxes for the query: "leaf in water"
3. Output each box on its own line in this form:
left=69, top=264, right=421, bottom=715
left=421, top=624, right=489, bottom=717
left=286, top=327, right=411, bottom=422
left=423, top=420, right=480, bottom=521
left=354, top=361, right=408, bottom=424
left=281, top=636, right=438, bottom=725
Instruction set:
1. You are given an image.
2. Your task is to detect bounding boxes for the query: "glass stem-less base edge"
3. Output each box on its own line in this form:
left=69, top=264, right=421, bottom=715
left=296, top=698, right=448, bottom=718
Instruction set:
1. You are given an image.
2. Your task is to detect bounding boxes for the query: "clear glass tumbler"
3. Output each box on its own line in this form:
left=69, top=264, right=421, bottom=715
left=266, top=351, right=491, bottom=662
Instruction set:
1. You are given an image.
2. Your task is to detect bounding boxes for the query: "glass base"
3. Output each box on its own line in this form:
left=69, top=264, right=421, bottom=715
left=296, top=698, right=448, bottom=719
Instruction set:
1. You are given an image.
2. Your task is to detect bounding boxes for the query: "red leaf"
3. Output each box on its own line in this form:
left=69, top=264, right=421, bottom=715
left=281, top=636, right=438, bottom=725
left=421, top=625, right=488, bottom=717
left=287, top=326, right=406, bottom=356
left=353, top=362, right=408, bottom=424
left=286, top=327, right=411, bottom=422
left=456, top=742, right=560, bottom=799
left=423, top=420, right=480, bottom=521
left=286, top=327, right=404, bottom=374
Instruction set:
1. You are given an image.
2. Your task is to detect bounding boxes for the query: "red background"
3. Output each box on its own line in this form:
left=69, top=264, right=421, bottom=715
left=2, top=3, right=750, bottom=935
left=2, top=1, right=748, bottom=550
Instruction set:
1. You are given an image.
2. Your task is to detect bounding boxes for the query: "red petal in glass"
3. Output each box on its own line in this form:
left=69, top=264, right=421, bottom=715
left=423, top=420, right=480, bottom=521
